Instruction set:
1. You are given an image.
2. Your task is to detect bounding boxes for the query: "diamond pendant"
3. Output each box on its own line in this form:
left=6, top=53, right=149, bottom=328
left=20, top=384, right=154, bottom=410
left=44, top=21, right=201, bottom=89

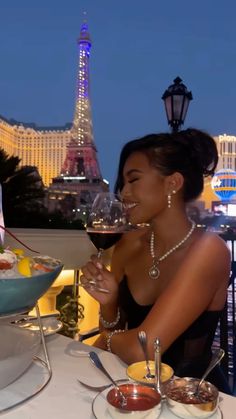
left=149, top=263, right=160, bottom=280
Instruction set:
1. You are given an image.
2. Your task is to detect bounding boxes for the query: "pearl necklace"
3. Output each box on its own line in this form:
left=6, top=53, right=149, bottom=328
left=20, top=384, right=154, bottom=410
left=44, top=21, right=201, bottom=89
left=149, top=221, right=196, bottom=280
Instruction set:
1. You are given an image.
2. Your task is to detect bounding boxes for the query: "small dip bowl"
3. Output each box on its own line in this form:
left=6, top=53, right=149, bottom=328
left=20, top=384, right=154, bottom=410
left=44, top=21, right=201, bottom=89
left=126, top=360, right=173, bottom=386
left=165, top=377, right=219, bottom=419
left=106, top=382, right=161, bottom=419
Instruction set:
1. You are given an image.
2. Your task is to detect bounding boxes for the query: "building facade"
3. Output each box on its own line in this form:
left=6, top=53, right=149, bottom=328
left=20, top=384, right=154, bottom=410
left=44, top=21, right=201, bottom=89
left=0, top=115, right=71, bottom=187
left=216, top=134, right=236, bottom=172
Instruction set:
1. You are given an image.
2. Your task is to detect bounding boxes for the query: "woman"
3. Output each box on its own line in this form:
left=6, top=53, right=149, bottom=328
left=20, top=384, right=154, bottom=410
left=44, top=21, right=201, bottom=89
left=81, top=128, right=231, bottom=392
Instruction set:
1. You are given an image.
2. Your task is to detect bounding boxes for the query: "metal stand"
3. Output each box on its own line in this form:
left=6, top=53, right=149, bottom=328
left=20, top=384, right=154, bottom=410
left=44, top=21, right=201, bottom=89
left=35, top=303, right=52, bottom=376
left=0, top=303, right=52, bottom=413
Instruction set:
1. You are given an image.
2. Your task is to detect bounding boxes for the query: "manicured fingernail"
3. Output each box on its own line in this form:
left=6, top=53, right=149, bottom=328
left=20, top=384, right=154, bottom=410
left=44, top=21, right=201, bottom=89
left=96, top=262, right=103, bottom=269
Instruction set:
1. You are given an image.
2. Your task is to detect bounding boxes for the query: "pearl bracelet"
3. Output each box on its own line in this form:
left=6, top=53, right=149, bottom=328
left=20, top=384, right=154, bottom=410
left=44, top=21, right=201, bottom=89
left=99, top=307, right=120, bottom=329
left=106, top=329, right=125, bottom=352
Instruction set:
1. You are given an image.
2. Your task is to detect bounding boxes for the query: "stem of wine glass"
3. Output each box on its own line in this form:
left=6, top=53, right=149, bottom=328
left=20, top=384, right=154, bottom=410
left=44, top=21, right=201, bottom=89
left=97, top=248, right=103, bottom=258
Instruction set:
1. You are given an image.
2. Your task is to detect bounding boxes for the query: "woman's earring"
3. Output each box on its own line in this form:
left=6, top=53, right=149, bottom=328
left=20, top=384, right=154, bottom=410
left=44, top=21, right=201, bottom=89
left=167, top=190, right=176, bottom=209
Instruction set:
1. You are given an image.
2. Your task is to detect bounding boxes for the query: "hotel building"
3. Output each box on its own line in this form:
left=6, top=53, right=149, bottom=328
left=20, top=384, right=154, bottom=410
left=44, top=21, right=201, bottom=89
left=0, top=115, right=71, bottom=187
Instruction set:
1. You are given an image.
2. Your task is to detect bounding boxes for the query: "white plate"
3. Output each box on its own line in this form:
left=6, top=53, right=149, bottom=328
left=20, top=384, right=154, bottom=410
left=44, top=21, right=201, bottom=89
left=0, top=357, right=50, bottom=413
left=92, top=391, right=222, bottom=419
left=17, top=316, right=63, bottom=336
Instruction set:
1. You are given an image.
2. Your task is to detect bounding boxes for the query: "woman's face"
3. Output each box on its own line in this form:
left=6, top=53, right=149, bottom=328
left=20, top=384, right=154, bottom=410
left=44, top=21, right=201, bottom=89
left=121, top=151, right=167, bottom=224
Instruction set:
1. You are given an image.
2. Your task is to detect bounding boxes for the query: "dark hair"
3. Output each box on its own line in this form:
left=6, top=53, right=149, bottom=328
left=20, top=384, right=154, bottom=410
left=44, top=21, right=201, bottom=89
left=114, top=128, right=218, bottom=202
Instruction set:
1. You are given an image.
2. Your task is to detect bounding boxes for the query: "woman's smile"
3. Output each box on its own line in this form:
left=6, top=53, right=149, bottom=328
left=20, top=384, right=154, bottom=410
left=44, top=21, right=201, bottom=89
left=123, top=201, right=138, bottom=210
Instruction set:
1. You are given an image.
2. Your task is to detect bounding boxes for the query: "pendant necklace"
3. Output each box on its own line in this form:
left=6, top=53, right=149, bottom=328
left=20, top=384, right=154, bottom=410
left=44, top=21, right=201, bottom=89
left=149, top=221, right=196, bottom=280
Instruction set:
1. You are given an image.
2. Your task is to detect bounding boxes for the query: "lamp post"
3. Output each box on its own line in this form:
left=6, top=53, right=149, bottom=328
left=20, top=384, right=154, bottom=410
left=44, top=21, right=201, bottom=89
left=162, top=77, right=193, bottom=132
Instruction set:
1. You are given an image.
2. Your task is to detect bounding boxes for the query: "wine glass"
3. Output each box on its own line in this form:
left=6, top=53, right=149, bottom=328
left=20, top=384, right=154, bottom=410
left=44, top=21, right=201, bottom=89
left=80, top=192, right=128, bottom=293
left=86, top=192, right=127, bottom=256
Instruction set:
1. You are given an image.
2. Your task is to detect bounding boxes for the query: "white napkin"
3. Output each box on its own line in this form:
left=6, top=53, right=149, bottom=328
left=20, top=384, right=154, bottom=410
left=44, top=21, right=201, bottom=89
left=66, top=341, right=127, bottom=387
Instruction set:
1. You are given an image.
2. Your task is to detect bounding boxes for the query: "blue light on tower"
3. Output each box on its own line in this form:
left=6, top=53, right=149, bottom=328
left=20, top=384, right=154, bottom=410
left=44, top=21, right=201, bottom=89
left=211, top=169, right=236, bottom=200
left=77, top=20, right=91, bottom=99
left=71, top=17, right=94, bottom=146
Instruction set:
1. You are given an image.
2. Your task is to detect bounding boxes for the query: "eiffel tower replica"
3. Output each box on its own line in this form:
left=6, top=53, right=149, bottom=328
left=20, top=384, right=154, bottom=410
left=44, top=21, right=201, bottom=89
left=48, top=18, right=108, bottom=220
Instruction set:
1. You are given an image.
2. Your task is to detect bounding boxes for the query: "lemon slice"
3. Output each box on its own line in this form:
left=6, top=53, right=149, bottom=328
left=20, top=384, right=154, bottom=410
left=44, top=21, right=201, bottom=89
left=12, top=248, right=24, bottom=257
left=17, top=257, right=32, bottom=277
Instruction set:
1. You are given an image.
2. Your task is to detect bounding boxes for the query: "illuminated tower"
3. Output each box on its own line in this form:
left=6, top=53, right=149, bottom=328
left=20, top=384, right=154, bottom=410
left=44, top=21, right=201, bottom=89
left=48, top=19, right=108, bottom=218
left=61, top=20, right=102, bottom=179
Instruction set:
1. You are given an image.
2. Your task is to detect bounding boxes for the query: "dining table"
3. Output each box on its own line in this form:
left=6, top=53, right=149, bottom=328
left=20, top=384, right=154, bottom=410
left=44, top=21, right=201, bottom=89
left=1, top=333, right=235, bottom=419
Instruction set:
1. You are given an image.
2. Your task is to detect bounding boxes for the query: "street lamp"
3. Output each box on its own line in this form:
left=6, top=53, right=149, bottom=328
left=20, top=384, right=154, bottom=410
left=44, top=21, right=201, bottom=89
left=162, top=76, right=193, bottom=132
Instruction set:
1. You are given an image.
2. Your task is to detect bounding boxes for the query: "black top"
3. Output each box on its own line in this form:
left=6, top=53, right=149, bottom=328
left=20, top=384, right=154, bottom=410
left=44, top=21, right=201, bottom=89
left=118, top=276, right=231, bottom=393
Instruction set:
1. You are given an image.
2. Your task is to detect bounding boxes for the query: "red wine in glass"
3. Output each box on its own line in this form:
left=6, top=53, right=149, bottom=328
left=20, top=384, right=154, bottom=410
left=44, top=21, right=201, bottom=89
left=86, top=228, right=122, bottom=253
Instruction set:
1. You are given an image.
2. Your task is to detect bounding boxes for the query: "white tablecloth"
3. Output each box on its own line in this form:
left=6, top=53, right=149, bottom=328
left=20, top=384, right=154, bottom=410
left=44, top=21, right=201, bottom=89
left=1, top=334, right=235, bottom=418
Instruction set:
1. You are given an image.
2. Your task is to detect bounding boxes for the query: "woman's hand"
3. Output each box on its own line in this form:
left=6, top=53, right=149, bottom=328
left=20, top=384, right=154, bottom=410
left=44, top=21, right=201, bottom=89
left=80, top=255, right=119, bottom=305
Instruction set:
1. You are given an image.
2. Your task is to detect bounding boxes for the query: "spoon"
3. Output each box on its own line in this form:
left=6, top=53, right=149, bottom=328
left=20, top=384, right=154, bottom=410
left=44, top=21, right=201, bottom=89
left=194, top=348, right=225, bottom=396
left=138, top=330, right=155, bottom=379
left=154, top=338, right=162, bottom=395
left=88, top=351, right=127, bottom=407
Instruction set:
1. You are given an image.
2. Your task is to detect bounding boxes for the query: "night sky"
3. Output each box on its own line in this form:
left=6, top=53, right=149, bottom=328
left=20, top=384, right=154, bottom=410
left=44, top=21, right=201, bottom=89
left=1, top=0, right=236, bottom=187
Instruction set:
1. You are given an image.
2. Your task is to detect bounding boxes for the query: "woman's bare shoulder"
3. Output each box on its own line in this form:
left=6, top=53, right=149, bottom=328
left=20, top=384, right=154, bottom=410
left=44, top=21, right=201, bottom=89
left=186, top=230, right=231, bottom=279
left=193, top=230, right=230, bottom=255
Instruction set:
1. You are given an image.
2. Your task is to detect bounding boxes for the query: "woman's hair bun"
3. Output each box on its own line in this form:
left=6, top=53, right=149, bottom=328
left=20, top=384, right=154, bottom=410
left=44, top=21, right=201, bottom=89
left=174, top=128, right=218, bottom=177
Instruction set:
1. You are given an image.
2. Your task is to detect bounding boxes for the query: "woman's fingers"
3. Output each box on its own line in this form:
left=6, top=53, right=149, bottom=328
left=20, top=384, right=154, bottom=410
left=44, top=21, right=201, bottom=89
left=81, top=261, right=100, bottom=279
left=80, top=275, right=99, bottom=293
left=91, top=255, right=104, bottom=271
left=80, top=257, right=117, bottom=297
left=80, top=274, right=94, bottom=286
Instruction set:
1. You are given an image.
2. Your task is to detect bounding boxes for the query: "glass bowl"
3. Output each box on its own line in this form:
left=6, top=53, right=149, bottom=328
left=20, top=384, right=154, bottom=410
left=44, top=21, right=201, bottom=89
left=164, top=377, right=219, bottom=418
left=0, top=264, right=63, bottom=316
left=106, top=382, right=161, bottom=419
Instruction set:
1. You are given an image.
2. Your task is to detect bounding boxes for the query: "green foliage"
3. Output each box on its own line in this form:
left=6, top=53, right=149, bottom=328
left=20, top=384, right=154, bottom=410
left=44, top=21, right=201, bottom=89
left=0, top=148, right=86, bottom=229
left=0, top=148, right=46, bottom=227
left=57, top=283, right=85, bottom=339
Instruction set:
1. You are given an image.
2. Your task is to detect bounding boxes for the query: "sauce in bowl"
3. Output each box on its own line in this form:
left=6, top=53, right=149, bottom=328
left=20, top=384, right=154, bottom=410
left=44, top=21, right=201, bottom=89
left=108, top=392, right=160, bottom=411
left=107, top=383, right=161, bottom=416
left=167, top=386, right=215, bottom=404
